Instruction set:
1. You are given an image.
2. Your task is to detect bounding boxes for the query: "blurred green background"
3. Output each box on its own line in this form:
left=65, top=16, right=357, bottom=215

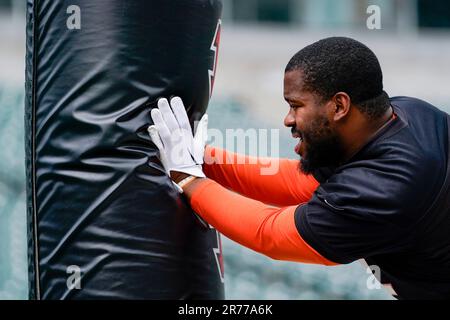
left=1, top=0, right=450, bottom=300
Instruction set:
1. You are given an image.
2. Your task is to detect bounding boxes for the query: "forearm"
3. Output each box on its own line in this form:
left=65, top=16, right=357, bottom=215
left=180, top=176, right=337, bottom=265
left=203, top=146, right=319, bottom=206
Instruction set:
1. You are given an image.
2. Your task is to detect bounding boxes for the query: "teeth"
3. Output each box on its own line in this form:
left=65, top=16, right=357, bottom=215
left=292, top=131, right=303, bottom=141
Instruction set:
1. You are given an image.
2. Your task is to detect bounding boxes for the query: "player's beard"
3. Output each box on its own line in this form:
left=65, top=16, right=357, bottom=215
left=297, top=116, right=346, bottom=175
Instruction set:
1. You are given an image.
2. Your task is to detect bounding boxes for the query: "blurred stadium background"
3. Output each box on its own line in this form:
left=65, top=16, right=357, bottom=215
left=1, top=0, right=450, bottom=299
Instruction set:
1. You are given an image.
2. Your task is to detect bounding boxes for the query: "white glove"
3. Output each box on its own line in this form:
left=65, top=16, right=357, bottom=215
left=148, top=96, right=208, bottom=179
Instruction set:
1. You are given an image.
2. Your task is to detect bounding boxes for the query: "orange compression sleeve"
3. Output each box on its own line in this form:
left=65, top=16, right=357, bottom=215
left=190, top=179, right=337, bottom=266
left=203, top=146, right=319, bottom=207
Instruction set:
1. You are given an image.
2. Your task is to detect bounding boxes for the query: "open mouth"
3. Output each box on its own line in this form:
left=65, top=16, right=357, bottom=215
left=292, top=130, right=304, bottom=154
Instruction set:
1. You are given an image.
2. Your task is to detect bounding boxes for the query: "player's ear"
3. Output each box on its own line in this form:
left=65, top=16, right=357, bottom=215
left=332, top=92, right=351, bottom=121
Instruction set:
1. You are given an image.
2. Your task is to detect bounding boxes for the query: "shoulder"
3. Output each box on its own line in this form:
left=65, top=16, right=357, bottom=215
left=390, top=96, right=448, bottom=129
left=390, top=96, right=443, bottom=111
left=319, top=138, right=444, bottom=227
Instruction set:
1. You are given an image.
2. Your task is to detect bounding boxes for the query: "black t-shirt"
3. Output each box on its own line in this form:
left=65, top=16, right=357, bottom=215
left=295, top=96, right=450, bottom=299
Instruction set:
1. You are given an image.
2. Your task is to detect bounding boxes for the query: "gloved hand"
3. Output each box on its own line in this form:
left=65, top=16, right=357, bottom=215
left=148, top=96, right=208, bottom=181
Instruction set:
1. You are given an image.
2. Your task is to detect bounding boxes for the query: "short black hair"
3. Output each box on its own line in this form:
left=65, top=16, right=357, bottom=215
left=286, top=37, right=390, bottom=119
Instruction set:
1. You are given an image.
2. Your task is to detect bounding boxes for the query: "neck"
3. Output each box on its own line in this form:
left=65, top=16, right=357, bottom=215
left=341, top=105, right=394, bottom=162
